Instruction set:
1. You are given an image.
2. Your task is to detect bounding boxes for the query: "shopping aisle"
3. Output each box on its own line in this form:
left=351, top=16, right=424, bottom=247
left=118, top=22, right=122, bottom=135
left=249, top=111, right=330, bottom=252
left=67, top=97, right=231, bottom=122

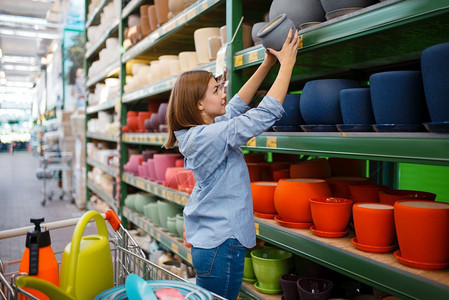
left=0, top=152, right=94, bottom=263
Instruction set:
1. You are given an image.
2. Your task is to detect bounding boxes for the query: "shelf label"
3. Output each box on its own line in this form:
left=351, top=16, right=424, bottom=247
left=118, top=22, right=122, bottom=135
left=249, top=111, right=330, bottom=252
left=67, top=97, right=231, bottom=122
left=174, top=194, right=181, bottom=203
left=246, top=137, right=256, bottom=147
left=248, top=51, right=258, bottom=63
left=150, top=136, right=157, bottom=143
left=266, top=136, right=277, bottom=148
left=298, top=35, right=304, bottom=49
left=162, top=190, right=168, bottom=199
left=156, top=233, right=161, bottom=240
left=187, top=9, right=196, bottom=20
left=150, top=228, right=154, bottom=235
left=158, top=135, right=164, bottom=143
left=255, top=223, right=260, bottom=235
left=181, top=197, right=188, bottom=205
left=187, top=253, right=192, bottom=263
left=171, top=242, right=179, bottom=254
left=137, top=181, right=145, bottom=190
left=234, top=55, right=243, bottom=67
left=201, top=1, right=208, bottom=10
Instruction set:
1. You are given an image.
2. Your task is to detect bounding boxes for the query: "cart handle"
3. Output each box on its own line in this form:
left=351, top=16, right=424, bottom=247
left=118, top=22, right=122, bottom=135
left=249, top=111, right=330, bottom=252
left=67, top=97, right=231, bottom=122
left=0, top=210, right=122, bottom=240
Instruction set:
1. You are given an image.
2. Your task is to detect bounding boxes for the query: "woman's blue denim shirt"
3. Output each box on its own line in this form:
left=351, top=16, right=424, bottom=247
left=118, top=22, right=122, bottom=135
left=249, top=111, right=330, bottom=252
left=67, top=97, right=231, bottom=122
left=175, top=94, right=284, bottom=249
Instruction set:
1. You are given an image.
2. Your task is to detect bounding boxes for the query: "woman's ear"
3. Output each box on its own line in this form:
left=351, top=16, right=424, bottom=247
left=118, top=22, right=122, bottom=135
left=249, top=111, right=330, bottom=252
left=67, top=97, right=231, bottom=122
left=197, top=100, right=204, bottom=111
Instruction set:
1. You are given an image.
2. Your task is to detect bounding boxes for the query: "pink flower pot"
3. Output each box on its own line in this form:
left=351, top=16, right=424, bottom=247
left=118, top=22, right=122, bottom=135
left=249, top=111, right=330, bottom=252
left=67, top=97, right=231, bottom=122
left=153, top=154, right=180, bottom=184
left=147, top=159, right=157, bottom=181
left=165, top=167, right=185, bottom=189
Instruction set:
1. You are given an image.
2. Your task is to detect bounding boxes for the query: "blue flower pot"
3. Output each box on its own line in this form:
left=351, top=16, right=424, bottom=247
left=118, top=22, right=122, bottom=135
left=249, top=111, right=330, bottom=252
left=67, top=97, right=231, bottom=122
left=273, top=94, right=302, bottom=127
left=339, top=88, right=374, bottom=125
left=300, top=79, right=360, bottom=125
left=369, top=71, right=425, bottom=125
left=257, top=14, right=296, bottom=51
left=421, top=42, right=449, bottom=122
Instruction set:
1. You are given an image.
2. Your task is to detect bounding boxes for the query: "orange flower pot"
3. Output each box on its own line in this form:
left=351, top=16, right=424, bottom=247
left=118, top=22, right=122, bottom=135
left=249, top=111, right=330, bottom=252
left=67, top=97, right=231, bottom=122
left=394, top=201, right=449, bottom=268
left=328, top=157, right=366, bottom=177
left=349, top=184, right=389, bottom=203
left=289, top=158, right=331, bottom=179
left=310, top=197, right=353, bottom=232
left=353, top=203, right=395, bottom=247
left=274, top=179, right=332, bottom=223
left=273, top=169, right=290, bottom=181
left=379, top=189, right=436, bottom=206
left=247, top=163, right=263, bottom=182
left=325, top=176, right=370, bottom=198
left=251, top=182, right=278, bottom=214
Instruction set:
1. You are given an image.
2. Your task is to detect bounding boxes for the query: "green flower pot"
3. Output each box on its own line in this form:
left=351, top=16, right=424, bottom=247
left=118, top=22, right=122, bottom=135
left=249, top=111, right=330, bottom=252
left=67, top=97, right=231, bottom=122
left=167, top=216, right=178, bottom=237
left=243, top=251, right=257, bottom=283
left=124, top=194, right=137, bottom=210
left=134, top=193, right=157, bottom=214
left=176, top=214, right=184, bottom=237
left=157, top=200, right=182, bottom=230
left=251, top=247, right=292, bottom=292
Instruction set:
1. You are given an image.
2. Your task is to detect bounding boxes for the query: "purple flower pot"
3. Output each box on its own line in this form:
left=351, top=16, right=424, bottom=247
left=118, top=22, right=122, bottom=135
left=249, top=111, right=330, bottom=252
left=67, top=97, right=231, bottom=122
left=158, top=102, right=168, bottom=124
left=297, top=278, right=333, bottom=300
left=280, top=274, right=301, bottom=300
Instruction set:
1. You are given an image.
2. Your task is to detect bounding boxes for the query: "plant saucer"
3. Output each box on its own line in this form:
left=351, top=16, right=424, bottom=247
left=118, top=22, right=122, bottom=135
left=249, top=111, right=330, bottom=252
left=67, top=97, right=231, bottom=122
left=242, top=276, right=257, bottom=283
left=309, top=225, right=349, bottom=238
left=254, top=281, right=282, bottom=294
left=423, top=121, right=449, bottom=133
left=274, top=215, right=313, bottom=229
left=336, top=124, right=374, bottom=132
left=393, top=250, right=449, bottom=270
left=300, top=124, right=338, bottom=132
left=254, top=211, right=277, bottom=219
left=351, top=237, right=397, bottom=253
left=373, top=124, right=424, bottom=132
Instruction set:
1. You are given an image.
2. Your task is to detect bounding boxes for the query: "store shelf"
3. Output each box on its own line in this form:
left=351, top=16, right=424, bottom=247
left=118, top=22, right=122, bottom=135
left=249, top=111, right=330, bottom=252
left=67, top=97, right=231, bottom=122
left=240, top=282, right=281, bottom=299
left=86, top=157, right=119, bottom=177
left=86, top=98, right=118, bottom=115
left=255, top=217, right=449, bottom=300
left=122, top=62, right=216, bottom=103
left=121, top=0, right=225, bottom=62
left=242, top=132, right=449, bottom=166
left=123, top=206, right=192, bottom=264
left=122, top=173, right=189, bottom=206
left=87, top=180, right=117, bottom=211
left=85, top=0, right=107, bottom=28
left=85, top=19, right=119, bottom=59
left=86, top=131, right=118, bottom=142
left=235, top=0, right=449, bottom=82
left=86, top=61, right=120, bottom=88
left=122, top=133, right=167, bottom=146
left=122, top=0, right=143, bottom=20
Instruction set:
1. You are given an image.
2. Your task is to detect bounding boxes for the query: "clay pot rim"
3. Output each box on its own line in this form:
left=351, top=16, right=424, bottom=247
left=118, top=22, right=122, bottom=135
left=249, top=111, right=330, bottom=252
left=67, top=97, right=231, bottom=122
left=257, top=13, right=287, bottom=38
left=280, top=178, right=326, bottom=183
left=310, top=197, right=353, bottom=205
left=251, top=248, right=293, bottom=261
left=252, top=181, right=278, bottom=186
left=395, top=200, right=449, bottom=210
left=380, top=189, right=436, bottom=199
left=354, top=203, right=394, bottom=210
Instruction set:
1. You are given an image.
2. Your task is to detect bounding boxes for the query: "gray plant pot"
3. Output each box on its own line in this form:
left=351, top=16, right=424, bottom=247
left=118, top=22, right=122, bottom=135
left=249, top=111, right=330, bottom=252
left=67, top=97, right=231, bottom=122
left=320, top=0, right=378, bottom=13
left=251, top=22, right=268, bottom=45
left=269, top=0, right=325, bottom=28
left=257, top=14, right=295, bottom=51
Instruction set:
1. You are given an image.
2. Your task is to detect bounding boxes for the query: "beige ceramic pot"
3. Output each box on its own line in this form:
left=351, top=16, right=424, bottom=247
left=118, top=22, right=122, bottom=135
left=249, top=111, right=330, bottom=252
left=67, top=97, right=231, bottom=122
left=168, top=0, right=185, bottom=16
left=158, top=55, right=178, bottom=79
left=208, top=36, right=222, bottom=60
left=220, top=24, right=253, bottom=49
left=150, top=60, right=162, bottom=82
left=178, top=51, right=198, bottom=71
left=168, top=59, right=181, bottom=76
left=194, top=27, right=221, bottom=64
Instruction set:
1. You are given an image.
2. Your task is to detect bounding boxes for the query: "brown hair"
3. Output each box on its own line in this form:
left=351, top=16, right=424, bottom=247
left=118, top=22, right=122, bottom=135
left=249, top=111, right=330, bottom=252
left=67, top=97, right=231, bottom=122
left=164, top=70, right=213, bottom=148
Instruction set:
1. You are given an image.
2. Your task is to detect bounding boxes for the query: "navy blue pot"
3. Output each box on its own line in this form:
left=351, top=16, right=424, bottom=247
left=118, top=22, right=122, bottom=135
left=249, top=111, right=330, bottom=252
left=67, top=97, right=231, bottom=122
left=300, top=79, right=360, bottom=125
left=274, top=94, right=302, bottom=127
left=369, top=71, right=425, bottom=125
left=339, top=88, right=374, bottom=125
left=421, top=42, right=449, bottom=122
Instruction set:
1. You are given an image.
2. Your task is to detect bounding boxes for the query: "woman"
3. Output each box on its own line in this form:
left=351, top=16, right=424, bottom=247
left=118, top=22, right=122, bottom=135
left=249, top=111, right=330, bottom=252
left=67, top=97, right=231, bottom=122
left=164, top=29, right=299, bottom=299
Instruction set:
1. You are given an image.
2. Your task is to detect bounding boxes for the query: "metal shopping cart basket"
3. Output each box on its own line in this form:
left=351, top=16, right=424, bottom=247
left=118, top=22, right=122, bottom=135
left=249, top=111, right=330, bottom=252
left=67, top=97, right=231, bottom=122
left=35, top=152, right=74, bottom=206
left=0, top=210, right=225, bottom=300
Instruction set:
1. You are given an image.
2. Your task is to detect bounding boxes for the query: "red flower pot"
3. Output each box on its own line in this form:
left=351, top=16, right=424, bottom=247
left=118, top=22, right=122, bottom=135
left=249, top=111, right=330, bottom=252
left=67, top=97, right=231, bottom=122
left=246, top=163, right=263, bottom=182
left=379, top=189, right=436, bottom=206
left=251, top=181, right=278, bottom=215
left=325, top=176, right=370, bottom=198
left=310, top=197, right=353, bottom=232
left=127, top=112, right=139, bottom=132
left=273, top=169, right=290, bottom=181
left=137, top=112, right=151, bottom=132
left=289, top=158, right=331, bottom=179
left=349, top=184, right=389, bottom=203
left=394, top=201, right=449, bottom=268
left=353, top=203, right=395, bottom=247
left=274, top=179, right=332, bottom=223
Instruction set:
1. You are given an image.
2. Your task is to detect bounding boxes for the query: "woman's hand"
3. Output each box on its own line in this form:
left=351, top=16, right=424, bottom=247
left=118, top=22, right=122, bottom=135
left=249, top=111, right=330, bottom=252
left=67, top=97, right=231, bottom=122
left=266, top=28, right=299, bottom=68
left=261, top=49, right=277, bottom=68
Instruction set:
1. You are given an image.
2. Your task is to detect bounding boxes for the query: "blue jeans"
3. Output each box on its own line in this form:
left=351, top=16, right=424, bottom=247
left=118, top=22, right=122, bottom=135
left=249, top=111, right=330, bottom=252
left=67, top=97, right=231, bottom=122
left=191, top=238, right=246, bottom=300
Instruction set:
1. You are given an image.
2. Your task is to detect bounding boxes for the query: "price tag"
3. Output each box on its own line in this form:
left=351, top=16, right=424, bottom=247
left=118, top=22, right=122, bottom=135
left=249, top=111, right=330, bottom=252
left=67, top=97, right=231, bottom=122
left=150, top=135, right=156, bottom=143
left=201, top=1, right=208, bottom=10
left=150, top=228, right=154, bottom=235
left=234, top=55, right=243, bottom=67
left=137, top=181, right=145, bottom=189
left=162, top=190, right=168, bottom=198
left=158, top=135, right=164, bottom=143
left=255, top=223, right=260, bottom=236
left=166, top=191, right=173, bottom=200
left=154, top=187, right=159, bottom=194
left=266, top=136, right=277, bottom=148
left=187, top=253, right=192, bottom=263
left=174, top=194, right=181, bottom=203
left=171, top=242, right=179, bottom=254
left=298, top=35, right=304, bottom=49
left=246, top=137, right=256, bottom=147
left=181, top=196, right=188, bottom=205
left=248, top=51, right=258, bottom=63
left=187, top=9, right=196, bottom=20
left=156, top=233, right=161, bottom=240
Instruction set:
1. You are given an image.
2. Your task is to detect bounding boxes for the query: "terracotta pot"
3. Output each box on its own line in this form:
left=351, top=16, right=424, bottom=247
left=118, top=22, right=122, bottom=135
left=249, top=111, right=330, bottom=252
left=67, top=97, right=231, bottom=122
left=122, top=125, right=129, bottom=133
left=328, top=157, right=366, bottom=177
left=325, top=176, right=370, bottom=198
left=379, top=189, right=436, bottom=206
left=175, top=158, right=184, bottom=168
left=353, top=203, right=395, bottom=247
left=168, top=0, right=185, bottom=16
left=257, top=14, right=296, bottom=51
left=140, top=16, right=151, bottom=38
left=349, top=184, right=388, bottom=203
left=290, top=158, right=331, bottom=179
left=148, top=99, right=163, bottom=114
left=137, top=111, right=151, bottom=132
left=154, top=0, right=169, bottom=26
left=310, top=197, right=353, bottom=232
left=127, top=113, right=139, bottom=132
left=273, top=169, right=290, bottom=181
left=246, top=163, right=263, bottom=182
left=394, top=201, right=449, bottom=266
left=274, top=179, right=332, bottom=223
left=147, top=5, right=158, bottom=32
left=194, top=27, right=221, bottom=64
left=140, top=4, right=150, bottom=17
left=251, top=181, right=278, bottom=215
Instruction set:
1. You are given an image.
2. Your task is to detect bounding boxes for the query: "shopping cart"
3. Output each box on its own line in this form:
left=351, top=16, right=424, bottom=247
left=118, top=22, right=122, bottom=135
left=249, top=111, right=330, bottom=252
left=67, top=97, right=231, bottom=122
left=0, top=210, right=225, bottom=300
left=35, top=151, right=74, bottom=206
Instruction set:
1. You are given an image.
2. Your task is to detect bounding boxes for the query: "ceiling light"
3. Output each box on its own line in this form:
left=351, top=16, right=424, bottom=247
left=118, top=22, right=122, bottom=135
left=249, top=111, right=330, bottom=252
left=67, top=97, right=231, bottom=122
left=2, top=55, right=37, bottom=65
left=3, top=65, right=39, bottom=72
left=0, top=14, right=47, bottom=27
left=0, top=28, right=59, bottom=40
left=6, top=81, right=34, bottom=88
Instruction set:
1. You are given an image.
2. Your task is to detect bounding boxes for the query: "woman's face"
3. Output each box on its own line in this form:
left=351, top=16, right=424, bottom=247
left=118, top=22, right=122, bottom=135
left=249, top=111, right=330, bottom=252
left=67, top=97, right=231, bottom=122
left=198, top=77, right=226, bottom=124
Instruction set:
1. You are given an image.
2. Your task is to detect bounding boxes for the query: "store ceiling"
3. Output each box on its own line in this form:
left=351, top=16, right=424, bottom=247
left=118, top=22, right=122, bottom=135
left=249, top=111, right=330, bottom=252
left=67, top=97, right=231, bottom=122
left=0, top=0, right=63, bottom=87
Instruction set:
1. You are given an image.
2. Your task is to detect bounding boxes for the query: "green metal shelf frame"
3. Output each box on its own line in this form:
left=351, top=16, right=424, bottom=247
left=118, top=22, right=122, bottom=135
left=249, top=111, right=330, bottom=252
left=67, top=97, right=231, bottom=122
left=87, top=180, right=117, bottom=211
left=86, top=61, right=120, bottom=88
left=255, top=218, right=449, bottom=300
left=86, top=99, right=118, bottom=115
left=86, top=131, right=118, bottom=142
left=122, top=173, right=189, bottom=206
left=121, top=0, right=224, bottom=63
left=122, top=63, right=216, bottom=103
left=86, top=157, right=119, bottom=177
left=85, top=0, right=108, bottom=28
left=85, top=19, right=120, bottom=59
left=123, top=207, right=192, bottom=264
left=241, top=132, right=449, bottom=166
left=122, top=133, right=167, bottom=145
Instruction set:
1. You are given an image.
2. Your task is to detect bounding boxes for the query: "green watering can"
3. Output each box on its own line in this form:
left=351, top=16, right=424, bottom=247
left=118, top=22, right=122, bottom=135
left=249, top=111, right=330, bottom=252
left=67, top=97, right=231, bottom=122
left=16, top=211, right=114, bottom=299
